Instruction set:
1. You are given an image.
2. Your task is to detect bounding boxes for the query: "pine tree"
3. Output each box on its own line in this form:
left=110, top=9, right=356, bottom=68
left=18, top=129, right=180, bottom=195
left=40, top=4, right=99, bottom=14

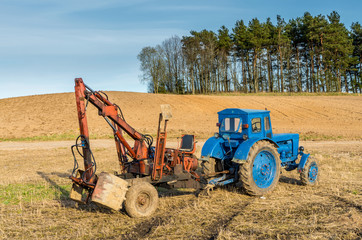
left=324, top=11, right=353, bottom=92
left=287, top=18, right=304, bottom=91
left=276, top=15, right=290, bottom=92
left=217, top=26, right=233, bottom=92
left=351, top=22, right=362, bottom=93
left=232, top=20, right=249, bottom=93
left=263, top=18, right=277, bottom=92
left=248, top=18, right=265, bottom=92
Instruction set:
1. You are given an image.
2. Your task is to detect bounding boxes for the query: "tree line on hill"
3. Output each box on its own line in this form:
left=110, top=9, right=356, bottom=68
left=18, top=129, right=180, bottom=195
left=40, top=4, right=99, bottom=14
left=138, top=11, right=362, bottom=94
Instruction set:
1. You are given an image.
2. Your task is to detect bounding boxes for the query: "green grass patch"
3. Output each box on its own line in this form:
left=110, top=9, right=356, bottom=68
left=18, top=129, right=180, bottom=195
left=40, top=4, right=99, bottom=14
left=0, top=133, right=78, bottom=142
left=351, top=190, right=359, bottom=195
left=0, top=133, right=356, bottom=142
left=0, top=183, right=71, bottom=205
left=0, top=131, right=196, bottom=142
left=299, top=132, right=347, bottom=141
left=0, top=130, right=358, bottom=142
left=0, top=132, right=115, bottom=142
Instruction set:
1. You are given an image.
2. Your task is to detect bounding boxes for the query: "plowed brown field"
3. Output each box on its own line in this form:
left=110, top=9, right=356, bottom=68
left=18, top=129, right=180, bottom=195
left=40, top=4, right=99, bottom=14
left=0, top=92, right=361, bottom=140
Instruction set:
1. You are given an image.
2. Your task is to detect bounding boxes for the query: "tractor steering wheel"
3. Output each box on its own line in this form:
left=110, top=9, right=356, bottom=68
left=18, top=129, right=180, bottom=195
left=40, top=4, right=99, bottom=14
left=252, top=122, right=258, bottom=132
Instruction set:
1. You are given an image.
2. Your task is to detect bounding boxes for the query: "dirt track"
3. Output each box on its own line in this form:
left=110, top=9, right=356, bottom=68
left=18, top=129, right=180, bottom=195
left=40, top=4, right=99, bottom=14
left=0, top=139, right=360, bottom=151
left=0, top=139, right=362, bottom=184
left=0, top=92, right=361, bottom=140
left=0, top=139, right=360, bottom=185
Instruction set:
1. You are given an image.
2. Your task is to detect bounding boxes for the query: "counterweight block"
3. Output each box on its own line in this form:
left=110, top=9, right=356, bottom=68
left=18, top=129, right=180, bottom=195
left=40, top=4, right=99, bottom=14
left=92, top=172, right=129, bottom=211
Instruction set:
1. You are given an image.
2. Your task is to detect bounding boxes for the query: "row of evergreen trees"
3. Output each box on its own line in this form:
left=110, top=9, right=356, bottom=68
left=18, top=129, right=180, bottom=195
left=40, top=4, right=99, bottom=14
left=138, top=11, right=362, bottom=94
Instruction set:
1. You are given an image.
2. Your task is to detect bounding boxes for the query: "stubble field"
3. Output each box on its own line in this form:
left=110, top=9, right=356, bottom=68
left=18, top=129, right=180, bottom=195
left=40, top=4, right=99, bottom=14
left=0, top=92, right=361, bottom=239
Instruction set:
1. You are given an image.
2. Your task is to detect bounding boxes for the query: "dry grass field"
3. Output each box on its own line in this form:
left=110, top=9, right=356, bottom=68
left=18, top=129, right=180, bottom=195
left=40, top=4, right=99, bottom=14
left=0, top=92, right=361, bottom=239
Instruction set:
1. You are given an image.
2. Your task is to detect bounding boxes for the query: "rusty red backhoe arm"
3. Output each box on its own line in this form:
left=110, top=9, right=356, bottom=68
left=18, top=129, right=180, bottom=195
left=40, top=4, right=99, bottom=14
left=70, top=78, right=151, bottom=189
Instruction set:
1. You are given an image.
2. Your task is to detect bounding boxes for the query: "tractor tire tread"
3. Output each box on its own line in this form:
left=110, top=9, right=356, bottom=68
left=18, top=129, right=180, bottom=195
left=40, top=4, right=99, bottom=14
left=300, top=157, right=318, bottom=186
left=202, top=157, right=216, bottom=175
left=239, top=140, right=281, bottom=196
left=124, top=182, right=158, bottom=218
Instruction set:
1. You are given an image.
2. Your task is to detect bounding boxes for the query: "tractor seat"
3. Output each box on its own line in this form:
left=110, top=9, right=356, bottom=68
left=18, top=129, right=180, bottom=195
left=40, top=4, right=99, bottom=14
left=179, top=135, right=195, bottom=152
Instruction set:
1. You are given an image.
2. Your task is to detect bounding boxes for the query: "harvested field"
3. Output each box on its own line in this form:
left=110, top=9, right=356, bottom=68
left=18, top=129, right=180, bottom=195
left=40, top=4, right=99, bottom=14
left=0, top=140, right=361, bottom=239
left=0, top=92, right=361, bottom=239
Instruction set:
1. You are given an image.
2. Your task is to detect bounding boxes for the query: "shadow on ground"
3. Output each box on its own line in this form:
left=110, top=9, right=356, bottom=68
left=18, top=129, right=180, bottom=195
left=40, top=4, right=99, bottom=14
left=36, top=171, right=115, bottom=214
left=279, top=175, right=303, bottom=185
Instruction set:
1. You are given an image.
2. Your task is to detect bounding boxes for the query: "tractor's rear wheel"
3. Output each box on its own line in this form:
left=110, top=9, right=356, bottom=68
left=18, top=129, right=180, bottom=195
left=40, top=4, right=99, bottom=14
left=239, top=140, right=281, bottom=196
left=124, top=182, right=158, bottom=218
left=201, top=157, right=215, bottom=176
left=300, top=157, right=318, bottom=186
left=201, top=157, right=222, bottom=176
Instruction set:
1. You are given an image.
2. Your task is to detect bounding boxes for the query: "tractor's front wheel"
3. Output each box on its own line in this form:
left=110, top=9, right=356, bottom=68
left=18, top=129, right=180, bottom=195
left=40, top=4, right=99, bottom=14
left=239, top=141, right=281, bottom=196
left=300, top=157, right=318, bottom=186
left=124, top=182, right=158, bottom=218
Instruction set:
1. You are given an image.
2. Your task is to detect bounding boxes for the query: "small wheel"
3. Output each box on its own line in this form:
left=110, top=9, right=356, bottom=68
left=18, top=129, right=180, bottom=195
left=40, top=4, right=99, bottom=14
left=239, top=140, right=281, bottom=196
left=124, top=182, right=158, bottom=218
left=300, top=158, right=318, bottom=186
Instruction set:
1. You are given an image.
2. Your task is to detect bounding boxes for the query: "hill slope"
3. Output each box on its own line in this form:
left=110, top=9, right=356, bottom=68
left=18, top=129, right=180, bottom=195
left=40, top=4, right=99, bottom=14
left=0, top=92, right=361, bottom=140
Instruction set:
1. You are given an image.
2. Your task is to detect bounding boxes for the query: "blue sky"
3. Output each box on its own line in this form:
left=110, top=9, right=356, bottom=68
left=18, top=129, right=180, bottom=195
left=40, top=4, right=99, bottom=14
left=1, top=0, right=361, bottom=99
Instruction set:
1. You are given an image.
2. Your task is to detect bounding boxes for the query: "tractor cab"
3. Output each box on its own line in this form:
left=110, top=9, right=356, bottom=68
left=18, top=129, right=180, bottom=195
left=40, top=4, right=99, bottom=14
left=217, top=108, right=273, bottom=140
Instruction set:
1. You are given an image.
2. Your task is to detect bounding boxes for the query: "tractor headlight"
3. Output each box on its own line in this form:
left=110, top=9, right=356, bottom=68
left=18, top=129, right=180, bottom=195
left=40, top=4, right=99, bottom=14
left=243, top=134, right=248, bottom=140
left=214, top=132, right=220, bottom=138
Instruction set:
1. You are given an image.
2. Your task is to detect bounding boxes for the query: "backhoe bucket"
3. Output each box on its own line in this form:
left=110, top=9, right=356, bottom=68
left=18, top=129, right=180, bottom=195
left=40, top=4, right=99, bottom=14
left=69, top=170, right=89, bottom=204
left=91, top=172, right=129, bottom=211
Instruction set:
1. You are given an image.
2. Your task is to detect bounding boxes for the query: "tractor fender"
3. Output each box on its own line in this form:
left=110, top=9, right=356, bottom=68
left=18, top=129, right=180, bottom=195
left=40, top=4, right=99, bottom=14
left=231, top=138, right=279, bottom=163
left=200, top=137, right=225, bottom=160
left=297, top=153, right=310, bottom=172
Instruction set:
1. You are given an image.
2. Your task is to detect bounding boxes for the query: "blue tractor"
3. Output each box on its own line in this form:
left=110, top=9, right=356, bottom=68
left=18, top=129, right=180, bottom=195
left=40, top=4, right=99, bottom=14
left=201, top=108, right=318, bottom=196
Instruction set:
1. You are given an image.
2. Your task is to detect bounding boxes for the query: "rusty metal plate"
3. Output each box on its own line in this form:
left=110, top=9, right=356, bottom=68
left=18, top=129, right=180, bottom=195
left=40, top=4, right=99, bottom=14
left=69, top=183, right=86, bottom=203
left=69, top=169, right=88, bottom=204
left=92, top=172, right=129, bottom=211
left=160, top=104, right=172, bottom=120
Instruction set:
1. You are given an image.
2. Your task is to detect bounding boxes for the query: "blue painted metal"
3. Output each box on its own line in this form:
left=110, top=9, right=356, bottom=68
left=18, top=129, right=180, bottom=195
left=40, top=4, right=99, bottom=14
left=208, top=175, right=227, bottom=185
left=273, top=133, right=299, bottom=162
left=218, top=108, right=270, bottom=116
left=218, top=108, right=271, bottom=140
left=201, top=108, right=311, bottom=189
left=224, top=139, right=239, bottom=148
left=201, top=136, right=226, bottom=160
left=297, top=153, right=310, bottom=172
left=215, top=178, right=235, bottom=186
left=231, top=138, right=279, bottom=163
left=208, top=174, right=236, bottom=186
left=231, top=138, right=259, bottom=163
left=252, top=150, right=277, bottom=188
left=283, top=161, right=298, bottom=171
